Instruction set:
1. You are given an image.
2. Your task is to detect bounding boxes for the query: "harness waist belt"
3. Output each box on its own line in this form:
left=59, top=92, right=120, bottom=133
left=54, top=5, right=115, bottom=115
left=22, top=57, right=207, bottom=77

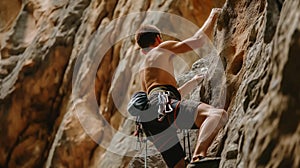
left=149, top=86, right=180, bottom=100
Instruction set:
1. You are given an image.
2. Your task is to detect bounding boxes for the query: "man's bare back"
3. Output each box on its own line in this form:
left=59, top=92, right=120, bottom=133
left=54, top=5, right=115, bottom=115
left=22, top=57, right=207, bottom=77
left=144, top=48, right=174, bottom=74
left=140, top=48, right=177, bottom=93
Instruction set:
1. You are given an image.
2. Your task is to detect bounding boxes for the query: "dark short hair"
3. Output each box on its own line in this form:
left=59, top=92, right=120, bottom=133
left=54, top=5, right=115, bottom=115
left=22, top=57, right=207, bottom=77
left=135, top=25, right=161, bottom=49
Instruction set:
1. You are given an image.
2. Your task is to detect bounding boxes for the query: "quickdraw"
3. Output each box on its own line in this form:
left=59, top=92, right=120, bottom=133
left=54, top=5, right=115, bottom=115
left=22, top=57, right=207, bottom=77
left=157, top=91, right=173, bottom=122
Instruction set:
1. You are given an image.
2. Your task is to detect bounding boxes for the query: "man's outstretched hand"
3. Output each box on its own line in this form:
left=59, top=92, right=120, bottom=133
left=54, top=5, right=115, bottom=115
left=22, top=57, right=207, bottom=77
left=209, top=8, right=222, bottom=19
left=192, top=74, right=205, bottom=85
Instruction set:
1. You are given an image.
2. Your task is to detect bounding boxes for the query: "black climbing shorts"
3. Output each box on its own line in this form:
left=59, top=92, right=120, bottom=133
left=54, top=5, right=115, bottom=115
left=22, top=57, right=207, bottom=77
left=140, top=89, right=201, bottom=167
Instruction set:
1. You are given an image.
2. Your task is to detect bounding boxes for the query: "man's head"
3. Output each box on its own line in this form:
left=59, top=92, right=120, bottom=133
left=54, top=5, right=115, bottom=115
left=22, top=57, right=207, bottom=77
left=135, top=25, right=162, bottom=51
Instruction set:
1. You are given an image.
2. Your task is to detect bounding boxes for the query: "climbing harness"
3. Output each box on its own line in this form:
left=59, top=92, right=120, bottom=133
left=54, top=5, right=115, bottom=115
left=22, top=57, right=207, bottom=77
left=130, top=87, right=193, bottom=167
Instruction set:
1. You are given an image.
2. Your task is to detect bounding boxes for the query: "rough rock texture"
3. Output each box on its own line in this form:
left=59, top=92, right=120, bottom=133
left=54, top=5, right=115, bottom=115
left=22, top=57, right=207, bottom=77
left=0, top=0, right=299, bottom=168
left=217, top=0, right=300, bottom=167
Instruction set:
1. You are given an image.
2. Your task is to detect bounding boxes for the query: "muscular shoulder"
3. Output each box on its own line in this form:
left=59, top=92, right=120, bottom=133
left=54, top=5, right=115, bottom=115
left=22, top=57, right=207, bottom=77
left=157, top=41, right=179, bottom=52
left=157, top=40, right=194, bottom=54
left=159, top=40, right=178, bottom=47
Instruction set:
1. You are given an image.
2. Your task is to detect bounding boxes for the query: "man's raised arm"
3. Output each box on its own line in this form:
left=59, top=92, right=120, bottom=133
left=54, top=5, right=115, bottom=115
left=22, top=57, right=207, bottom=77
left=158, top=8, right=222, bottom=54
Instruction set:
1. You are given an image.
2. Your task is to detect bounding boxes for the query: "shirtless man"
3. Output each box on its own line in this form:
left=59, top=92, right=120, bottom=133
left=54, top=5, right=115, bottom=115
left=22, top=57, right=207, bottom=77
left=135, top=8, right=228, bottom=168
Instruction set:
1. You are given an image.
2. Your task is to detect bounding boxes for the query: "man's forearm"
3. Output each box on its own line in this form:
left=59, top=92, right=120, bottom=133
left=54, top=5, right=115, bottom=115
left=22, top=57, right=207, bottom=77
left=194, top=8, right=221, bottom=40
left=178, top=78, right=200, bottom=98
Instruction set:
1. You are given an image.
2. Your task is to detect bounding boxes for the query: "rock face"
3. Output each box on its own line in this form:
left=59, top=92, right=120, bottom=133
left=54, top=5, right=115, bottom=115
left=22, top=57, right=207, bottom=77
left=0, top=0, right=299, bottom=168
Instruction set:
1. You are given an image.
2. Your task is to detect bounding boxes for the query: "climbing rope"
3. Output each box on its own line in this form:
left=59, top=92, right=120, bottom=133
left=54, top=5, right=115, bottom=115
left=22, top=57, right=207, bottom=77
left=183, top=129, right=192, bottom=165
left=134, top=117, right=148, bottom=168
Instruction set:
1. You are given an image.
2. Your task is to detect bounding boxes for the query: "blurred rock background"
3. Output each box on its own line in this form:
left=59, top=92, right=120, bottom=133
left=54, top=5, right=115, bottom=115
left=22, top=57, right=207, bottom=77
left=0, top=0, right=299, bottom=167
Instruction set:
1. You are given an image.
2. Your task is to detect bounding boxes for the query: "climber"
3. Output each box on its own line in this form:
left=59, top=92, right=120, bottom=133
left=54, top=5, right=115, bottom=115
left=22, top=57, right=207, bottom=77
left=135, top=8, right=228, bottom=168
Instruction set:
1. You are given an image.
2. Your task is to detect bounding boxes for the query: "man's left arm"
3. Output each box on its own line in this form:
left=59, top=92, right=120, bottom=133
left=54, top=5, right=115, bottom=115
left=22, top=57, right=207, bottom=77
left=178, top=75, right=204, bottom=98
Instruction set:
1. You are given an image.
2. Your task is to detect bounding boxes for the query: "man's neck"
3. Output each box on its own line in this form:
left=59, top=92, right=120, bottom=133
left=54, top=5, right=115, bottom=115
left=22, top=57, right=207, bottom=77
left=142, top=47, right=154, bottom=54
